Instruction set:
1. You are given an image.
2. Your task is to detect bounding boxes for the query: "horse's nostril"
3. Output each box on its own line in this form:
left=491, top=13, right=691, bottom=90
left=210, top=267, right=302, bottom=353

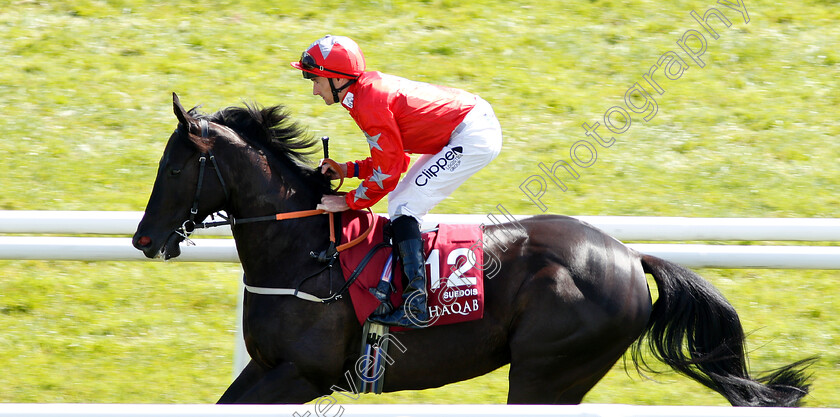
left=138, top=236, right=152, bottom=247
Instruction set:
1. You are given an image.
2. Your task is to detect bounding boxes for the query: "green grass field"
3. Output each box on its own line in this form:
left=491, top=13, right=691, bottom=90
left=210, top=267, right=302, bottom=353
left=1, top=0, right=838, bottom=407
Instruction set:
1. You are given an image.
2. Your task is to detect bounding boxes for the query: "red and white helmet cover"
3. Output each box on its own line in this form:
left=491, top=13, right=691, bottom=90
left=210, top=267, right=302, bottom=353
left=291, top=35, right=366, bottom=79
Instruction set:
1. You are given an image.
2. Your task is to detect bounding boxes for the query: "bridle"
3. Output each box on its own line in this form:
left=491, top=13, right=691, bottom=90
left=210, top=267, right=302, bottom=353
left=173, top=118, right=374, bottom=303
left=175, top=119, right=229, bottom=245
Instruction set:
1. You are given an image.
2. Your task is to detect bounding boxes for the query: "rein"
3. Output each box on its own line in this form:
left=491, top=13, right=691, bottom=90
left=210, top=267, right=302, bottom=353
left=178, top=119, right=373, bottom=303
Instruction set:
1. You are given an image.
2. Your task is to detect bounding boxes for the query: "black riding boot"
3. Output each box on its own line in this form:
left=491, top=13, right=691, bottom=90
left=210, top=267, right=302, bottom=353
left=369, top=216, right=429, bottom=328
left=369, top=279, right=394, bottom=316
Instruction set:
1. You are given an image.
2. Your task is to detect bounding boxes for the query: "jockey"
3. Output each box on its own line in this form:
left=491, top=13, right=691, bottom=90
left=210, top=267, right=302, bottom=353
left=291, top=35, right=502, bottom=328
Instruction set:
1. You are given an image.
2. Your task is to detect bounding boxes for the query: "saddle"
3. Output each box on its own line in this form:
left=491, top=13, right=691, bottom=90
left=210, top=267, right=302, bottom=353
left=338, top=210, right=486, bottom=329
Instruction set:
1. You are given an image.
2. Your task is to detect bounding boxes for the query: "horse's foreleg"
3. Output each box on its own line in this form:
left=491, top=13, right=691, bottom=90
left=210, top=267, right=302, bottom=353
left=218, top=359, right=325, bottom=404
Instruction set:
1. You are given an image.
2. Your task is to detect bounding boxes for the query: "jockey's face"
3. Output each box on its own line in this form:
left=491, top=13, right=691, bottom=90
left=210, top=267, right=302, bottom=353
left=311, top=77, right=350, bottom=106
left=310, top=77, right=333, bottom=105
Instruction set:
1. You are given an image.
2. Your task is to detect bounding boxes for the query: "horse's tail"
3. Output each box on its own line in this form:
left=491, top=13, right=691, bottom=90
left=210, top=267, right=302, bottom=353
left=633, top=254, right=817, bottom=407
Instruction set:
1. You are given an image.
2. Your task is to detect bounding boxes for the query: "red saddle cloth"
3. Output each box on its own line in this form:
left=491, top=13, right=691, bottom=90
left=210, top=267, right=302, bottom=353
left=339, top=210, right=485, bottom=329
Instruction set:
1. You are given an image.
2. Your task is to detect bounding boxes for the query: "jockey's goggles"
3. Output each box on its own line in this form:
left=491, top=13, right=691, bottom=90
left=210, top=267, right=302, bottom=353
left=299, top=52, right=358, bottom=79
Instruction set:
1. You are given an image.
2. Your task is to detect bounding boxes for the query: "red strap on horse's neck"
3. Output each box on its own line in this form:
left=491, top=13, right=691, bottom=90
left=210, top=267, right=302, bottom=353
left=272, top=209, right=371, bottom=252
left=335, top=209, right=373, bottom=252
left=322, top=158, right=344, bottom=191
left=274, top=209, right=326, bottom=221
left=272, top=158, right=344, bottom=222
left=240, top=158, right=370, bottom=251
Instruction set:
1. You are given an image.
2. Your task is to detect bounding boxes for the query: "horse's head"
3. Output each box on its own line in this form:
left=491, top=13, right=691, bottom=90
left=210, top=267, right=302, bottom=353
left=134, top=93, right=331, bottom=260
left=133, top=93, right=232, bottom=259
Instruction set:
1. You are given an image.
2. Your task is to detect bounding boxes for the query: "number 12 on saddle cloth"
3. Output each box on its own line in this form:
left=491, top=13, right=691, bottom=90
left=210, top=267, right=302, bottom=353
left=338, top=210, right=485, bottom=328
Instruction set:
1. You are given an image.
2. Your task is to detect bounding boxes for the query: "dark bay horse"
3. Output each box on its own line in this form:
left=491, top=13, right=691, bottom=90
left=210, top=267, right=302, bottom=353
left=133, top=93, right=815, bottom=406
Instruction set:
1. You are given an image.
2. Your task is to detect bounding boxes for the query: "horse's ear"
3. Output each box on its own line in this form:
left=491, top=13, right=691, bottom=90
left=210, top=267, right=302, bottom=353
left=172, top=92, right=212, bottom=152
left=172, top=92, right=192, bottom=127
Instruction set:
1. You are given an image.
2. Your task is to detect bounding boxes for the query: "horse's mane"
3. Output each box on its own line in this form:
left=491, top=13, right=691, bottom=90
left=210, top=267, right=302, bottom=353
left=190, top=103, right=333, bottom=194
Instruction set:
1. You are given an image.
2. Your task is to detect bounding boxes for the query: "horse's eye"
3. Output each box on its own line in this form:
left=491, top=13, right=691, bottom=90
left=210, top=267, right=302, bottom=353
left=169, top=169, right=182, bottom=176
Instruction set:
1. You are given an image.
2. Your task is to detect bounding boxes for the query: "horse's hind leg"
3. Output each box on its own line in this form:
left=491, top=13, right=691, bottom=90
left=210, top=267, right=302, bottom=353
left=505, top=271, right=648, bottom=404
left=507, top=340, right=629, bottom=404
left=218, top=359, right=324, bottom=404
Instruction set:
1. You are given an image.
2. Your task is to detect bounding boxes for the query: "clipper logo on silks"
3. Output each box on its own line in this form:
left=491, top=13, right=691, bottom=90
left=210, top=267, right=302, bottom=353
left=414, top=146, right=463, bottom=186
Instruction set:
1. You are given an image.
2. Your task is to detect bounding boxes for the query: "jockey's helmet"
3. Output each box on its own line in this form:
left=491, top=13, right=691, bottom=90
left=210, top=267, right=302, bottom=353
left=291, top=35, right=366, bottom=80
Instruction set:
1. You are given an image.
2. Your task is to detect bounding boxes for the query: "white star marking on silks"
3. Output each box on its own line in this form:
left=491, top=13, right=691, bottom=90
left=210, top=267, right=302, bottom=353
left=365, top=132, right=383, bottom=151
left=369, top=167, right=391, bottom=189
left=354, top=184, right=370, bottom=202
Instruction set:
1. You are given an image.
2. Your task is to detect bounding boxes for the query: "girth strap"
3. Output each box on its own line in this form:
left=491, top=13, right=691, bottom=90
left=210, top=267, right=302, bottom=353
left=244, top=242, right=389, bottom=303
left=242, top=284, right=325, bottom=302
